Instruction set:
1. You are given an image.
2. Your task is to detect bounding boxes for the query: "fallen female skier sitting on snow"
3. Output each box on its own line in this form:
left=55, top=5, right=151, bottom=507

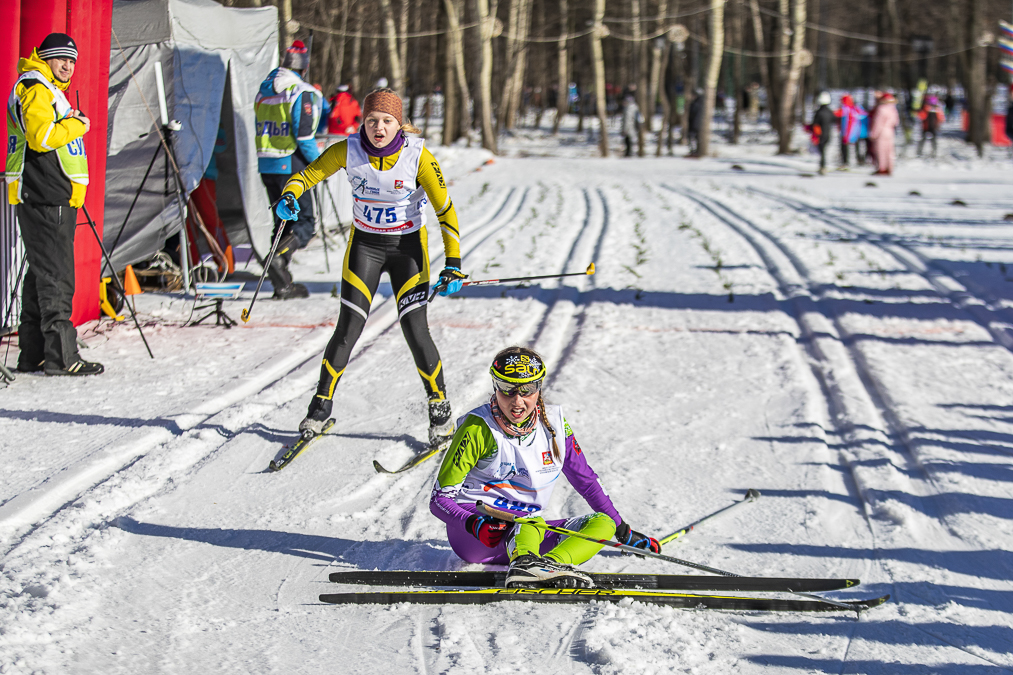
left=428, top=346, right=659, bottom=588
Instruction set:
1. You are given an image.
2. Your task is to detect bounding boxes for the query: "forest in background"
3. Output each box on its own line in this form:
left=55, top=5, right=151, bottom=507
left=220, top=0, right=1013, bottom=156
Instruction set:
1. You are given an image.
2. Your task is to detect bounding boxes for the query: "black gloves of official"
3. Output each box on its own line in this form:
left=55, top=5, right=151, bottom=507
left=616, top=520, right=661, bottom=553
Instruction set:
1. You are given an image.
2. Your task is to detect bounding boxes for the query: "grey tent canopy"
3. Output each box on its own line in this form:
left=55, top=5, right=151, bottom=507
left=106, top=0, right=278, bottom=270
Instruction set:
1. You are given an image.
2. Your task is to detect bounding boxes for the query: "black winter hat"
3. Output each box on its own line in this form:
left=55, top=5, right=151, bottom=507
left=38, top=33, right=78, bottom=61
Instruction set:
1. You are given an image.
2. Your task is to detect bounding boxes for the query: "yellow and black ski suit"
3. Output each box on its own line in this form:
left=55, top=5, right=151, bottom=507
left=283, top=137, right=461, bottom=407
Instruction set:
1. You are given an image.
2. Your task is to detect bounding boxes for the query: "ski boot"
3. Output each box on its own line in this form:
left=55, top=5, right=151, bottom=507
left=428, top=399, right=454, bottom=450
left=506, top=554, right=594, bottom=589
left=300, top=396, right=333, bottom=435
left=268, top=234, right=309, bottom=299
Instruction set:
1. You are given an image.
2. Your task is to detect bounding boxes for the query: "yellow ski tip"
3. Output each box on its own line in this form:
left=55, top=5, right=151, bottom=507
left=586, top=262, right=595, bottom=275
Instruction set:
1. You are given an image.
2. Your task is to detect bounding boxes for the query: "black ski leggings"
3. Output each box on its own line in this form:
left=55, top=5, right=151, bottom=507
left=314, top=226, right=446, bottom=402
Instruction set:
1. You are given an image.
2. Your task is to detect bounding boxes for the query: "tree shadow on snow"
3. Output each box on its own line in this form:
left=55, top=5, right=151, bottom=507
left=744, top=655, right=1008, bottom=674
left=112, top=516, right=456, bottom=571
left=0, top=408, right=233, bottom=438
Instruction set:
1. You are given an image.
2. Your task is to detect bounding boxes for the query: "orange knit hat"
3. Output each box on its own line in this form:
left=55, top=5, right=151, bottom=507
left=362, top=88, right=403, bottom=125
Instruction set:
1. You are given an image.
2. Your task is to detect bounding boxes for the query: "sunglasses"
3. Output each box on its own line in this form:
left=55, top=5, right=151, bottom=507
left=492, top=378, right=542, bottom=397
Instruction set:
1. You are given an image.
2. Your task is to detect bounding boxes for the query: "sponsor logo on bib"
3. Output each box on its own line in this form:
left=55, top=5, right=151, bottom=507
left=542, top=451, right=553, bottom=465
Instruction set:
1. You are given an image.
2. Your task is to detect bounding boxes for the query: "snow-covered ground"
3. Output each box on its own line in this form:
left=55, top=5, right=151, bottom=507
left=3, top=117, right=1013, bottom=674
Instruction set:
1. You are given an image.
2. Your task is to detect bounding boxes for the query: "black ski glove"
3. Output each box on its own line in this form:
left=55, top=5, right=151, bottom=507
left=615, top=520, right=661, bottom=554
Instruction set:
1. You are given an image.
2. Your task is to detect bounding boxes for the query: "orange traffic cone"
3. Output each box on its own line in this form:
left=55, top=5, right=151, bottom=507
left=124, top=264, right=142, bottom=296
left=224, top=245, right=235, bottom=275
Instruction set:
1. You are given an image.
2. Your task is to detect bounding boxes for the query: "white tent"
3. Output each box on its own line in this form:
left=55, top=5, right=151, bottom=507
left=105, top=0, right=278, bottom=270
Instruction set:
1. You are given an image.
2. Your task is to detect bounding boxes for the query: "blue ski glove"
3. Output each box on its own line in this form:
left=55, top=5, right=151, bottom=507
left=466, top=514, right=510, bottom=548
left=276, top=192, right=300, bottom=221
left=436, top=266, right=468, bottom=297
left=616, top=520, right=661, bottom=554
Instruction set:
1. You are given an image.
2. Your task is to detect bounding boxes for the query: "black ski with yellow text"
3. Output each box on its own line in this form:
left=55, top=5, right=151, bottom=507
left=373, top=437, right=451, bottom=474
left=327, top=570, right=859, bottom=593
left=269, top=418, right=335, bottom=471
left=319, top=587, right=890, bottom=612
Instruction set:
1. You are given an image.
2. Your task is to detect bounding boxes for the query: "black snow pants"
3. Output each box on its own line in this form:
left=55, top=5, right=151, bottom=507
left=312, top=227, right=446, bottom=406
left=17, top=201, right=79, bottom=370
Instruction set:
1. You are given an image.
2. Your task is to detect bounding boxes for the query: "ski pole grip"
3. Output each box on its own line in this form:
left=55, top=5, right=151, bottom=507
left=476, top=501, right=521, bottom=522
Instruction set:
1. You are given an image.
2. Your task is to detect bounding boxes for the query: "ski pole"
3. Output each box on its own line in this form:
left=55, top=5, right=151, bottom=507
left=660, top=488, right=761, bottom=545
left=81, top=205, right=155, bottom=359
left=241, top=220, right=289, bottom=323
left=476, top=501, right=855, bottom=611
left=429, top=262, right=595, bottom=302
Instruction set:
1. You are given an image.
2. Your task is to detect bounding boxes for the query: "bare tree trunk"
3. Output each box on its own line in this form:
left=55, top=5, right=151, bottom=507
left=443, top=24, right=459, bottom=143
left=399, top=0, right=409, bottom=87
left=499, top=0, right=532, bottom=132
left=511, top=0, right=533, bottom=127
left=698, top=0, right=725, bottom=157
left=967, top=0, right=987, bottom=157
left=632, top=0, right=647, bottom=155
left=443, top=0, right=472, bottom=145
left=553, top=0, right=569, bottom=133
left=591, top=0, right=609, bottom=157
left=776, top=0, right=806, bottom=154
left=731, top=0, right=742, bottom=144
left=653, top=0, right=671, bottom=156
left=280, top=0, right=293, bottom=54
left=377, top=0, right=405, bottom=96
left=477, top=0, right=499, bottom=153
left=497, top=0, right=521, bottom=133
left=334, top=0, right=349, bottom=85
left=533, top=0, right=547, bottom=129
left=748, top=0, right=770, bottom=104
left=350, top=2, right=363, bottom=94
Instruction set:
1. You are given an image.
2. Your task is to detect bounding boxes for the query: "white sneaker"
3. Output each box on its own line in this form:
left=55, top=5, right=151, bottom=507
left=506, top=554, right=594, bottom=589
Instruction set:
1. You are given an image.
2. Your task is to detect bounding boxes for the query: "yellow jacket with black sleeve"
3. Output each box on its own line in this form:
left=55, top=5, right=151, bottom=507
left=283, top=138, right=462, bottom=267
left=5, top=49, right=89, bottom=208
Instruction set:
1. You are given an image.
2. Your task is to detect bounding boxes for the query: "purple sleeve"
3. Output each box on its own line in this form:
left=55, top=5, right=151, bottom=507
left=561, top=429, right=622, bottom=526
left=429, top=488, right=477, bottom=528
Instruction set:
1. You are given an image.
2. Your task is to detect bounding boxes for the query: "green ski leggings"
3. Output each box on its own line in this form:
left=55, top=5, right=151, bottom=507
left=508, top=512, right=617, bottom=565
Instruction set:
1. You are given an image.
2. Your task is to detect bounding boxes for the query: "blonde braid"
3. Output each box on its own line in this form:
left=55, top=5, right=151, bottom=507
left=537, top=393, right=561, bottom=462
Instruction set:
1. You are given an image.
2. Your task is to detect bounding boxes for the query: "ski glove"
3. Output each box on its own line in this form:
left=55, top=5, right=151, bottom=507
left=276, top=192, right=301, bottom=221
left=615, top=521, right=661, bottom=554
left=466, top=514, right=510, bottom=548
left=436, top=266, right=468, bottom=297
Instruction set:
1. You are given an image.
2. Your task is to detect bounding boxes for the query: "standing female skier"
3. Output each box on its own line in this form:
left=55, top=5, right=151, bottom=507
left=429, top=346, right=660, bottom=588
left=276, top=88, right=467, bottom=449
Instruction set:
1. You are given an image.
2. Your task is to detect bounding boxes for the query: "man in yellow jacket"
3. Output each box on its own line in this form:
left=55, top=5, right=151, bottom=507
left=6, top=33, right=103, bottom=376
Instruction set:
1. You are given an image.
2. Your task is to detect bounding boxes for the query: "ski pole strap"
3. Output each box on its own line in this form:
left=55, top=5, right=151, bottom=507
left=475, top=501, right=743, bottom=578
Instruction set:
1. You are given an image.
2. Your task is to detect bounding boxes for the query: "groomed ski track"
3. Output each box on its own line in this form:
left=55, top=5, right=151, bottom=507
left=2, top=149, right=1013, bottom=674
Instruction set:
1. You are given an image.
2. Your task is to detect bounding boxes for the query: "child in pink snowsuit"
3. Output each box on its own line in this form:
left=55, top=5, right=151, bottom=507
left=869, top=92, right=899, bottom=175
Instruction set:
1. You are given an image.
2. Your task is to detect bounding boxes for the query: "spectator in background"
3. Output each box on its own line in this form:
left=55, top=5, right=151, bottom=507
left=836, top=94, right=866, bottom=170
left=621, top=90, right=640, bottom=157
left=314, top=83, right=331, bottom=135
left=1005, top=86, right=1013, bottom=157
left=327, top=84, right=362, bottom=136
left=687, top=88, right=704, bottom=157
left=6, top=33, right=103, bottom=376
left=809, top=91, right=836, bottom=175
left=918, top=95, right=945, bottom=158
left=254, top=40, right=322, bottom=299
left=869, top=91, right=899, bottom=176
